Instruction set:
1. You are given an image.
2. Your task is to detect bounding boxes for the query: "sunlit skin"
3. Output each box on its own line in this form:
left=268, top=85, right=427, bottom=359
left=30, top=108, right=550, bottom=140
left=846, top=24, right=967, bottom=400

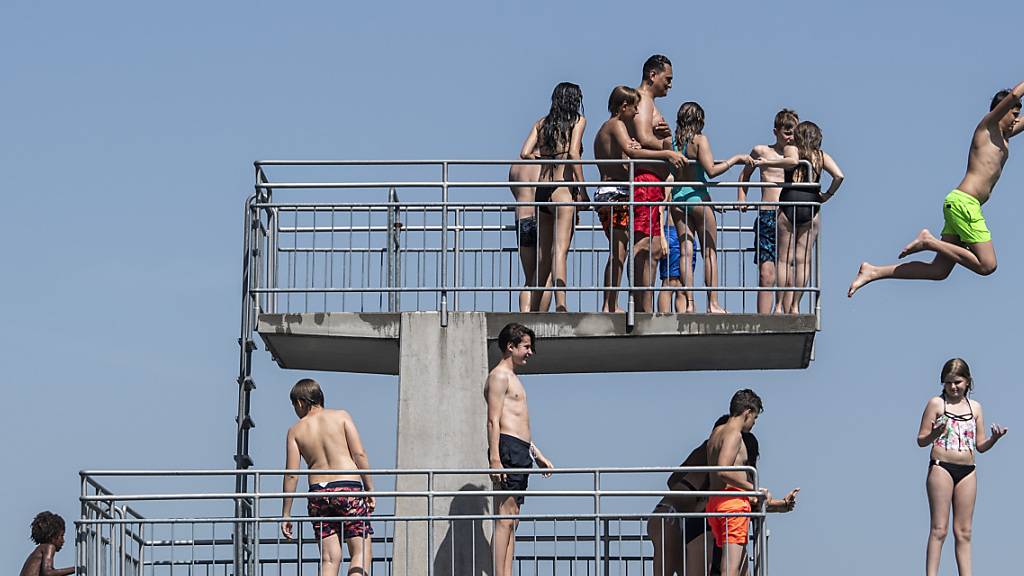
left=849, top=81, right=1024, bottom=295
left=485, top=334, right=553, bottom=576
left=916, top=367, right=1008, bottom=576
left=20, top=531, right=74, bottom=576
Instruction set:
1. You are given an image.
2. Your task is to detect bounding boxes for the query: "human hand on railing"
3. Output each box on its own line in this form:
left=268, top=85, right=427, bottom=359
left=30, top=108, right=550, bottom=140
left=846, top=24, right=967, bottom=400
left=281, top=519, right=294, bottom=540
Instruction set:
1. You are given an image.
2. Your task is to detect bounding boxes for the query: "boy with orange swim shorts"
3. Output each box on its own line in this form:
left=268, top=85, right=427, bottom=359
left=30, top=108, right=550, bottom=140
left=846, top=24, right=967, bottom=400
left=706, top=390, right=763, bottom=576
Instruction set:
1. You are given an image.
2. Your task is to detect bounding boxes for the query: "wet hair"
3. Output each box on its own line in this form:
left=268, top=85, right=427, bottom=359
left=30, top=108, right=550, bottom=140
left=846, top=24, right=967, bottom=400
left=792, top=121, right=824, bottom=183
left=642, top=54, right=672, bottom=82
left=538, top=82, right=583, bottom=156
left=774, top=108, right=799, bottom=131
left=991, top=89, right=1014, bottom=111
left=742, top=432, right=760, bottom=468
left=31, top=511, right=64, bottom=545
left=289, top=378, right=324, bottom=408
left=729, top=389, right=763, bottom=417
left=497, top=322, right=536, bottom=355
left=940, top=357, right=974, bottom=396
left=674, top=102, right=705, bottom=150
left=607, top=85, right=640, bottom=115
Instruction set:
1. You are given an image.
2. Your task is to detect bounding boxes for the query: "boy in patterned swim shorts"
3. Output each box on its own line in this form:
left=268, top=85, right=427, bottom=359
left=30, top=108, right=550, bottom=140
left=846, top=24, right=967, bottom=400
left=849, top=80, right=1024, bottom=296
left=281, top=378, right=375, bottom=576
left=739, top=109, right=799, bottom=314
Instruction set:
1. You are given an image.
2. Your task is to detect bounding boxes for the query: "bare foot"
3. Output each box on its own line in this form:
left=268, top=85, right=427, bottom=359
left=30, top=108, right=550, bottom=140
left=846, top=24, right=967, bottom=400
left=899, top=229, right=935, bottom=259
left=556, top=305, right=568, bottom=312
left=847, top=262, right=879, bottom=297
left=707, top=304, right=728, bottom=314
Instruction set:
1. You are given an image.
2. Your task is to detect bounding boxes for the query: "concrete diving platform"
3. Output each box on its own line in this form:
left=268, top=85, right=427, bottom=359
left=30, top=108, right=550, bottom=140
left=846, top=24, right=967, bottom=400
left=257, top=311, right=817, bottom=374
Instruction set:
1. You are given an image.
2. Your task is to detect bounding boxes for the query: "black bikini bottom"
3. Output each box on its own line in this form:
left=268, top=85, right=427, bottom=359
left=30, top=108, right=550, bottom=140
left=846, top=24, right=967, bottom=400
left=930, top=459, right=976, bottom=486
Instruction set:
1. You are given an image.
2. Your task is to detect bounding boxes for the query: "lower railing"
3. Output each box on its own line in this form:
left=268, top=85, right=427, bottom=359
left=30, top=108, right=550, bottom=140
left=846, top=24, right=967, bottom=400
left=78, top=468, right=769, bottom=576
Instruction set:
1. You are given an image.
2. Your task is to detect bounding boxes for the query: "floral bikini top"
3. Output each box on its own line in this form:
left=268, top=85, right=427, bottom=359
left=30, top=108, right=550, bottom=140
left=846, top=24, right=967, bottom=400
left=934, top=397, right=976, bottom=452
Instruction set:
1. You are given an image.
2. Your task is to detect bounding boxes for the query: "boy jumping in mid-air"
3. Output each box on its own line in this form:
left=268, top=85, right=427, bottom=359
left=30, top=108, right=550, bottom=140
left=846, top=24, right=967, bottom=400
left=20, top=511, right=75, bottom=576
left=849, top=81, right=1024, bottom=296
left=738, top=109, right=799, bottom=314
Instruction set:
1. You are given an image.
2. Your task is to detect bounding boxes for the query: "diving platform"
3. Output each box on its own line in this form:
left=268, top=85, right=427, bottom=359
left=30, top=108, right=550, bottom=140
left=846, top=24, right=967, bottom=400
left=258, top=311, right=816, bottom=374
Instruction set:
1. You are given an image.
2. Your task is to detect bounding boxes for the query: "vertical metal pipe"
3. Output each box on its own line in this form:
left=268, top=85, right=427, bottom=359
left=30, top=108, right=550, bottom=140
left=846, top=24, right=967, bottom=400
left=427, top=472, right=435, bottom=576
left=626, top=161, right=636, bottom=327
left=387, top=188, right=398, bottom=312
left=440, top=163, right=449, bottom=326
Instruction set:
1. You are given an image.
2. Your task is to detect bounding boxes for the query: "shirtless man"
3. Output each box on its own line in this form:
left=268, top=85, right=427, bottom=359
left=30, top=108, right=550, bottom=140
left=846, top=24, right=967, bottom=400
left=594, top=85, right=685, bottom=312
left=485, top=323, right=554, bottom=576
left=282, top=378, right=375, bottom=576
left=706, top=390, right=767, bottom=576
left=19, top=512, right=75, bottom=576
left=738, top=109, right=799, bottom=314
left=849, top=81, right=1024, bottom=296
left=624, top=55, right=676, bottom=312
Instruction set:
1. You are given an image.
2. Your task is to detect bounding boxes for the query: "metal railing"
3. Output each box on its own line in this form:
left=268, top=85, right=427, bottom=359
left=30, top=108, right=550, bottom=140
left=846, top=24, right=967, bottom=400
left=79, top=467, right=770, bottom=576
left=245, top=160, right=822, bottom=327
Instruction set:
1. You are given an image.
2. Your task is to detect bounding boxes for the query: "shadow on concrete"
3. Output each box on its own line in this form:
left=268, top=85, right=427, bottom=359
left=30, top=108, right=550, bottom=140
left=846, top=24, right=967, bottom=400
left=432, top=483, right=492, bottom=576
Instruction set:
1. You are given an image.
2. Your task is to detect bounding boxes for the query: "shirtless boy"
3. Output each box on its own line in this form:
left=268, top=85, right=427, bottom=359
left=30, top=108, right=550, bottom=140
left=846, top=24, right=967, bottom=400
left=485, top=323, right=554, bottom=576
left=706, top=390, right=791, bottom=576
left=282, top=379, right=375, bottom=576
left=738, top=109, right=799, bottom=314
left=594, top=85, right=685, bottom=312
left=849, top=81, right=1024, bottom=296
left=19, top=512, right=75, bottom=576
left=625, top=55, right=677, bottom=312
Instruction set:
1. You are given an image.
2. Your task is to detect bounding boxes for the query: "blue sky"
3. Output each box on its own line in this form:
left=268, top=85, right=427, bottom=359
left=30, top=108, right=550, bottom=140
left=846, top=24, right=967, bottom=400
left=3, top=1, right=1021, bottom=573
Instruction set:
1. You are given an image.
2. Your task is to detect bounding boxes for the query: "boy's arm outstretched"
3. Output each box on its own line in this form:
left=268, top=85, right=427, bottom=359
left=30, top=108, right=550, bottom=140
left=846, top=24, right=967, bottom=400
left=982, top=80, right=1024, bottom=128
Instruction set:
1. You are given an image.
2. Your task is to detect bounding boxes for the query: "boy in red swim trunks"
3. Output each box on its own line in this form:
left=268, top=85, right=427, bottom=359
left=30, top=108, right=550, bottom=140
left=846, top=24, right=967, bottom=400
left=705, top=390, right=772, bottom=576
left=626, top=55, right=678, bottom=312
left=282, top=378, right=375, bottom=576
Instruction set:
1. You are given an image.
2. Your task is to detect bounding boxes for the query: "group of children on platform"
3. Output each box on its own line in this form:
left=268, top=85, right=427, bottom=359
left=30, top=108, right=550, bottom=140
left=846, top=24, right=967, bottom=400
left=510, top=54, right=844, bottom=315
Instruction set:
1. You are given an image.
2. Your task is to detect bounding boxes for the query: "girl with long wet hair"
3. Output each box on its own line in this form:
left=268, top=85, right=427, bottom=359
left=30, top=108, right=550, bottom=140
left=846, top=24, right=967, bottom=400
left=518, top=82, right=587, bottom=311
left=775, top=121, right=843, bottom=313
left=670, top=102, right=752, bottom=313
left=917, top=358, right=1006, bottom=576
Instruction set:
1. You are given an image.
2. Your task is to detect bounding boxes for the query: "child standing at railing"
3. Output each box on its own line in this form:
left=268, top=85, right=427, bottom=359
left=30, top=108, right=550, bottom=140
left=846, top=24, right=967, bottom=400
left=738, top=109, right=800, bottom=314
left=19, top=512, right=75, bottom=576
left=917, top=358, right=1007, bottom=576
left=671, top=102, right=753, bottom=314
left=775, top=121, right=843, bottom=314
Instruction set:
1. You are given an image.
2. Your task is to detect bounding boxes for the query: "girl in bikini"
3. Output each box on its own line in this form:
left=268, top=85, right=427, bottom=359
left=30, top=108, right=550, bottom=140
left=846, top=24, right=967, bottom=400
left=774, top=121, right=843, bottom=314
left=519, top=82, right=587, bottom=312
left=916, top=358, right=1007, bottom=576
left=670, top=102, right=752, bottom=313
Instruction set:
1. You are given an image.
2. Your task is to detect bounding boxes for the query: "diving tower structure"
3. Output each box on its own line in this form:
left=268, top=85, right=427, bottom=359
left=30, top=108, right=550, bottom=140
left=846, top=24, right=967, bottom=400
left=223, top=158, right=822, bottom=574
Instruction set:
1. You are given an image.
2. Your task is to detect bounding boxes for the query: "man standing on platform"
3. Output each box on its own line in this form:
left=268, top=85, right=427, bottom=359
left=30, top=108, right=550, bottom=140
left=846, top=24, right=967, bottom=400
left=485, top=322, right=554, bottom=576
left=626, top=54, right=676, bottom=311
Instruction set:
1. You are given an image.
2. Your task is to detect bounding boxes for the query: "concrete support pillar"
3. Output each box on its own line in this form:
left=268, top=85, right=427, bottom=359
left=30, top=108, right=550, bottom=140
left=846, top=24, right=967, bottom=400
left=392, top=312, right=492, bottom=576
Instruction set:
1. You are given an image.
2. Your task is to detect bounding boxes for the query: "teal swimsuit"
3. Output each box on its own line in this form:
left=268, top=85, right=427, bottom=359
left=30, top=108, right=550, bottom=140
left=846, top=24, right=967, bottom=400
left=671, top=139, right=710, bottom=204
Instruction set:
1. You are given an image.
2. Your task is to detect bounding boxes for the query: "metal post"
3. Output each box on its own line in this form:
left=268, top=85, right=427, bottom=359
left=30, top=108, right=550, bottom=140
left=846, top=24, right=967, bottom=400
left=626, top=162, right=636, bottom=328
left=594, top=471, right=602, bottom=576
left=440, top=163, right=449, bottom=327
left=387, top=187, right=400, bottom=312
left=427, top=471, right=435, bottom=576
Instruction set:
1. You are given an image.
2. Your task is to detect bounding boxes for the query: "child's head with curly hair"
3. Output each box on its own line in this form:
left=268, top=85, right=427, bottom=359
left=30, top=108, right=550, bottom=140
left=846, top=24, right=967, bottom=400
left=31, top=511, right=66, bottom=547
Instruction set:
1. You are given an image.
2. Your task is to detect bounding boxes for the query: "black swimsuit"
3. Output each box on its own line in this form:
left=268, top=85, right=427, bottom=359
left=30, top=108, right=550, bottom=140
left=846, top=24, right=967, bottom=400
left=780, top=165, right=821, bottom=227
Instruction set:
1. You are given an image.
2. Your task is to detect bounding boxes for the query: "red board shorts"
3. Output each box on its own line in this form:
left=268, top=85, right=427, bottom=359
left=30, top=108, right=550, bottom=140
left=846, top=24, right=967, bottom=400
left=706, top=486, right=751, bottom=547
left=307, top=480, right=374, bottom=540
left=633, top=171, right=664, bottom=238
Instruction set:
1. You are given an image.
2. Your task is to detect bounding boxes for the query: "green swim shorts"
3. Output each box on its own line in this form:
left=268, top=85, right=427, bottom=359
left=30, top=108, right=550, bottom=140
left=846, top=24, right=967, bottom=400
left=941, top=189, right=991, bottom=244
